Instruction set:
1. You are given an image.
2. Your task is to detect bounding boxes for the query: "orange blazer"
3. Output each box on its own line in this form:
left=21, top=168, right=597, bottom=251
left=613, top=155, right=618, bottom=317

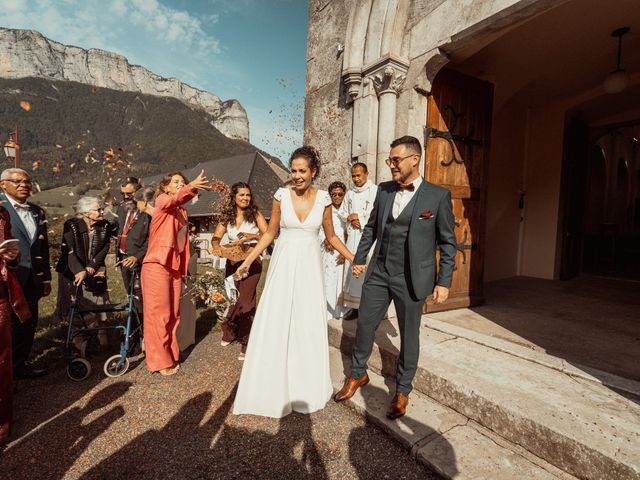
left=143, top=186, right=197, bottom=276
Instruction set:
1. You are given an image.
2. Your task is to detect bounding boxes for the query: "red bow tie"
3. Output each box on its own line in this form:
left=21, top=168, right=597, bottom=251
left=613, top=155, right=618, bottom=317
left=395, top=182, right=415, bottom=192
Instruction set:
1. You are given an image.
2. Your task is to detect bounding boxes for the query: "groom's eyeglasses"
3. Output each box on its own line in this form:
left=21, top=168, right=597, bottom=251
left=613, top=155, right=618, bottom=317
left=385, top=154, right=415, bottom=167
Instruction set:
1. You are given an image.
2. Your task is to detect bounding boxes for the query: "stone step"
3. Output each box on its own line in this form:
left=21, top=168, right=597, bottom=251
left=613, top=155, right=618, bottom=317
left=328, top=318, right=640, bottom=480
left=329, top=345, right=575, bottom=479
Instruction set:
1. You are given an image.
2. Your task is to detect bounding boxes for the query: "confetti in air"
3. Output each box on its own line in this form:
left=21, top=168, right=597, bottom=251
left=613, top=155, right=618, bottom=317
left=209, top=179, right=232, bottom=214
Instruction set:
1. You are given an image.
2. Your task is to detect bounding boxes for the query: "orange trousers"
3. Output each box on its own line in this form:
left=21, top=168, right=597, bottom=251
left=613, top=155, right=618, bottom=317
left=141, top=263, right=182, bottom=372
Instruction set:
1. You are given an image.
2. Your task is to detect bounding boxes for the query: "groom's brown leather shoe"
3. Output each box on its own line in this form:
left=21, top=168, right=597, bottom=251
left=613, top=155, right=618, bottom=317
left=386, top=392, right=409, bottom=419
left=333, top=374, right=369, bottom=402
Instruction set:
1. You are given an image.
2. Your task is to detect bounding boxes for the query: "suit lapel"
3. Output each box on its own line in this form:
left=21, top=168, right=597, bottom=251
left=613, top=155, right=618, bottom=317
left=380, top=186, right=395, bottom=229
left=408, top=180, right=428, bottom=232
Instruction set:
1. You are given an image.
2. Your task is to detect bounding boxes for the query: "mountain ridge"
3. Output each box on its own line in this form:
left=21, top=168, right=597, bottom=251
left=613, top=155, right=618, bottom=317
left=0, top=27, right=249, bottom=141
left=0, top=77, right=281, bottom=191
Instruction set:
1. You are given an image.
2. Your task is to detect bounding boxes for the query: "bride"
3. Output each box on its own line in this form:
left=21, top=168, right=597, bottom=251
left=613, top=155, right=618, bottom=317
left=232, top=146, right=354, bottom=417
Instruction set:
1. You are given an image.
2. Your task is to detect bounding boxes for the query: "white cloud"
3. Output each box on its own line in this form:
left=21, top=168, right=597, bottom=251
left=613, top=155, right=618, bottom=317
left=119, top=0, right=221, bottom=54
left=1, top=0, right=221, bottom=55
left=111, top=0, right=127, bottom=16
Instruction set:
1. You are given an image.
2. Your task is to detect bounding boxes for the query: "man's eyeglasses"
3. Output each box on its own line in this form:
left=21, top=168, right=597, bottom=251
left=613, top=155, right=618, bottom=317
left=3, top=178, right=32, bottom=186
left=88, top=208, right=104, bottom=213
left=120, top=191, right=134, bottom=196
left=330, top=191, right=345, bottom=197
left=384, top=154, right=415, bottom=167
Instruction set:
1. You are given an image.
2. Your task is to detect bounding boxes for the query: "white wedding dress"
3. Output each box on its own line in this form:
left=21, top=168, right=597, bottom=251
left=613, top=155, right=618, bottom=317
left=233, top=187, right=334, bottom=417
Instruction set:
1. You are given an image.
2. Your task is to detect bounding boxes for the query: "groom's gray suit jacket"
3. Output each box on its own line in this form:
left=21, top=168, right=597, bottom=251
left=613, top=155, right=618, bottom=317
left=353, top=179, right=457, bottom=300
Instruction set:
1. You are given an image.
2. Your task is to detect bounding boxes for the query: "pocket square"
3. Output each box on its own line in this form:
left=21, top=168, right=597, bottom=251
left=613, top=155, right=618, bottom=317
left=419, top=210, right=433, bottom=220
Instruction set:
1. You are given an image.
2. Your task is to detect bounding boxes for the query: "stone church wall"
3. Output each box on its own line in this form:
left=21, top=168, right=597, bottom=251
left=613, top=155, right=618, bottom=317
left=304, top=0, right=557, bottom=186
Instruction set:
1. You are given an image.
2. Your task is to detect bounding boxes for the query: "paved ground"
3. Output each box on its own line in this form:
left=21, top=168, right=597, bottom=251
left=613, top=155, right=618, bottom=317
left=429, top=275, right=640, bottom=380
left=1, top=328, right=438, bottom=480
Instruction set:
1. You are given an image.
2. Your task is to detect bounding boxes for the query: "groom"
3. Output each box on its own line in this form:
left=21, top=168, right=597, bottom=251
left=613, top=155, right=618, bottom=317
left=334, top=135, right=457, bottom=419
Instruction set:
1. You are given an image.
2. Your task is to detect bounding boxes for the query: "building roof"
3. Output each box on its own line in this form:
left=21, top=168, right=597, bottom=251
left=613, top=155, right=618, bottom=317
left=140, top=151, right=287, bottom=218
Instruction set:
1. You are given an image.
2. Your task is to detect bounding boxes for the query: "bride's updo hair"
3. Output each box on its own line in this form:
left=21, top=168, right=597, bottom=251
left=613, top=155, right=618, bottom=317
left=289, top=145, right=321, bottom=178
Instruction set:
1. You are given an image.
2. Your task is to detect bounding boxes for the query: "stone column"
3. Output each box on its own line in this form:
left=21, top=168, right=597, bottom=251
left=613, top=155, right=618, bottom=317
left=367, top=60, right=408, bottom=183
left=345, top=68, right=379, bottom=176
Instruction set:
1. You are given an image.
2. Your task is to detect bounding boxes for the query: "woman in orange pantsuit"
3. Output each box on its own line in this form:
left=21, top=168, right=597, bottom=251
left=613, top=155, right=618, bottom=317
left=142, top=170, right=210, bottom=375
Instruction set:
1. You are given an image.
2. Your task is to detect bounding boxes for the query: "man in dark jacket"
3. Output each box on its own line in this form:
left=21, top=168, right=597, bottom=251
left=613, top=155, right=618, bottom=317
left=334, top=136, right=457, bottom=419
left=114, top=178, right=150, bottom=320
left=0, top=168, right=52, bottom=379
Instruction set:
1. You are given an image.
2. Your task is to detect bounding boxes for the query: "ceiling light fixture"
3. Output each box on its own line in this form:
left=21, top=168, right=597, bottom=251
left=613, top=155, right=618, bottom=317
left=603, top=27, right=630, bottom=94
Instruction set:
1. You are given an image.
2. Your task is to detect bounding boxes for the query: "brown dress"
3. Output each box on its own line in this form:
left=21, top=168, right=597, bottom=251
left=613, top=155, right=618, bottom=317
left=222, top=259, right=262, bottom=354
left=0, top=207, right=31, bottom=446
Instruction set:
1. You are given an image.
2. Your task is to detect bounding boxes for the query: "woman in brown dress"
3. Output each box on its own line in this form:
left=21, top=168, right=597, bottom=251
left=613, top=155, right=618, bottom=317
left=0, top=206, right=30, bottom=447
left=210, top=182, right=267, bottom=360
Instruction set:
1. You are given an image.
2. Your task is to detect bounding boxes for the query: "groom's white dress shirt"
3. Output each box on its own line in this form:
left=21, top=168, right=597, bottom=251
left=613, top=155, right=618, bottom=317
left=392, top=176, right=423, bottom=219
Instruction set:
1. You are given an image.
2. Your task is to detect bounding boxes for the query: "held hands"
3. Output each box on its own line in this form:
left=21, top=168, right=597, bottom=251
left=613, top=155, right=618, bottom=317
left=352, top=264, right=366, bottom=278
left=432, top=285, right=449, bottom=304
left=188, top=169, right=211, bottom=192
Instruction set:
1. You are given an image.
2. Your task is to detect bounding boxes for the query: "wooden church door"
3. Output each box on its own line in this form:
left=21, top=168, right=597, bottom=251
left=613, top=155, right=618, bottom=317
left=424, top=67, right=494, bottom=312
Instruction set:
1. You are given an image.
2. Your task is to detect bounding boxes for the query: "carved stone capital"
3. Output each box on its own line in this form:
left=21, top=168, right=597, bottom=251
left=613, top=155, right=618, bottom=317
left=362, top=54, right=409, bottom=98
left=369, top=66, right=406, bottom=97
left=342, top=68, right=363, bottom=102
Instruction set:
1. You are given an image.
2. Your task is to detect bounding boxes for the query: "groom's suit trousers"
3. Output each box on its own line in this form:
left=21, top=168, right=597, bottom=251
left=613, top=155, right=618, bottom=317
left=351, top=261, right=424, bottom=394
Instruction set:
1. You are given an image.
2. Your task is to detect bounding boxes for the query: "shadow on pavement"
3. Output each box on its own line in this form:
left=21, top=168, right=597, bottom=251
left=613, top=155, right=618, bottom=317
left=80, top=386, right=329, bottom=479
left=0, top=382, right=132, bottom=477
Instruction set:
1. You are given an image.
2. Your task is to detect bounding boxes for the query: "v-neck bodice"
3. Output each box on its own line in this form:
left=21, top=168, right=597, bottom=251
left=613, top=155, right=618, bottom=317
left=275, top=187, right=330, bottom=240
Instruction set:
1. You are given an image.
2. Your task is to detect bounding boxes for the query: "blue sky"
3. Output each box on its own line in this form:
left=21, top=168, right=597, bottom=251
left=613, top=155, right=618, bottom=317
left=0, top=0, right=308, bottom=160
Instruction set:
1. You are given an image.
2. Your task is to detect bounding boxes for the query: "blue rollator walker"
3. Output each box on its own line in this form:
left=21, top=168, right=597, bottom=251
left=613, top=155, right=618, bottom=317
left=65, top=268, right=143, bottom=381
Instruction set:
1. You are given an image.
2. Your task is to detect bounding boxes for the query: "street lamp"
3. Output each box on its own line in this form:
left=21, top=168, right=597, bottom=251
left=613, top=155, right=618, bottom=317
left=3, top=125, right=20, bottom=168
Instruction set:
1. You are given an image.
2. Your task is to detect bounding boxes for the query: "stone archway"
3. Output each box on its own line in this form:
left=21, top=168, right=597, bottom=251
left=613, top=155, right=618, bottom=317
left=339, top=0, right=560, bottom=183
left=341, top=0, right=412, bottom=182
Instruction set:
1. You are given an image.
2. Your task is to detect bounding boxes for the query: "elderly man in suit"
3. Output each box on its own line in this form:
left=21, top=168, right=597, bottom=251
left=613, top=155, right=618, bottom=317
left=0, top=168, right=51, bottom=379
left=114, top=177, right=150, bottom=326
left=334, top=136, right=457, bottom=419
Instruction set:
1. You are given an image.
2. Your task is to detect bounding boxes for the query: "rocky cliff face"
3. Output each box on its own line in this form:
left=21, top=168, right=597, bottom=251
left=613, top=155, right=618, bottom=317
left=0, top=28, right=249, bottom=141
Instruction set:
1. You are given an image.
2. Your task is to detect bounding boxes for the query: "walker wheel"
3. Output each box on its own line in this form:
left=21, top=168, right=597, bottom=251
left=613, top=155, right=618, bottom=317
left=104, top=354, right=130, bottom=377
left=67, top=358, right=91, bottom=381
